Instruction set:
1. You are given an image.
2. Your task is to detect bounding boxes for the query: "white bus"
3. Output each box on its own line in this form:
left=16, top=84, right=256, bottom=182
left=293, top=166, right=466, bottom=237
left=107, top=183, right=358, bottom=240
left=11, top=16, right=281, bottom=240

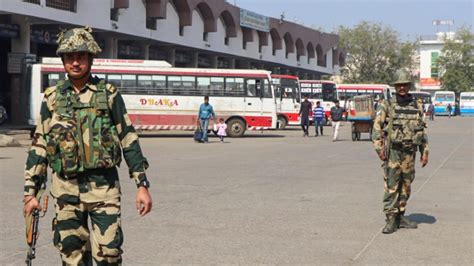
left=28, top=58, right=277, bottom=137
left=299, top=80, right=338, bottom=121
left=271, top=74, right=301, bottom=129
left=433, top=91, right=455, bottom=116
left=337, top=84, right=392, bottom=117
left=410, top=91, right=432, bottom=113
left=459, top=91, right=474, bottom=116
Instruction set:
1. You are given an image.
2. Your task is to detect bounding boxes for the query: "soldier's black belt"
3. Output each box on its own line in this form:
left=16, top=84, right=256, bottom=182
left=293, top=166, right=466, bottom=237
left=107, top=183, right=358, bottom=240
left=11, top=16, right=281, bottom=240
left=394, top=109, right=419, bottom=114
left=390, top=143, right=416, bottom=152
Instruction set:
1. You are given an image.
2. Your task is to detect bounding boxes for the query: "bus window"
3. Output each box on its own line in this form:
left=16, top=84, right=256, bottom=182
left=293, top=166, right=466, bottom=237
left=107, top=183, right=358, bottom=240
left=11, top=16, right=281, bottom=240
left=168, top=76, right=183, bottom=95
left=263, top=80, right=272, bottom=98
left=322, top=84, right=336, bottom=102
left=95, top=73, right=106, bottom=80
left=246, top=79, right=257, bottom=97
left=138, top=75, right=153, bottom=88
left=181, top=76, right=196, bottom=95
left=122, top=75, right=136, bottom=88
left=197, top=77, right=211, bottom=96
left=42, top=73, right=64, bottom=91
left=225, top=77, right=245, bottom=96
left=152, top=75, right=166, bottom=91
left=210, top=77, right=224, bottom=96
left=107, top=74, right=121, bottom=88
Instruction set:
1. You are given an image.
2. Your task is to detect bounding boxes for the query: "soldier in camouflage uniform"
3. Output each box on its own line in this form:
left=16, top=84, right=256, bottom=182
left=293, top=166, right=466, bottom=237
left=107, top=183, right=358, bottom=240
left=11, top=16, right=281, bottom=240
left=22, top=27, right=153, bottom=265
left=372, top=70, right=429, bottom=234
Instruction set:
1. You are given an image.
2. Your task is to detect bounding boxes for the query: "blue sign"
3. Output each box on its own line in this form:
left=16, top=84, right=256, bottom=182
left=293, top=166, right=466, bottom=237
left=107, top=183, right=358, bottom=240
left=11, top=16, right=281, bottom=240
left=240, top=9, right=270, bottom=32
left=0, top=23, right=20, bottom=38
left=30, top=29, right=59, bottom=44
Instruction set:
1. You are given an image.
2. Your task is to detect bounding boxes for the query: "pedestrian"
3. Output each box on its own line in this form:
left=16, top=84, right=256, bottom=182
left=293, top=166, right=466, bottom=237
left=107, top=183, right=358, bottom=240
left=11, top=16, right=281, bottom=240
left=446, top=103, right=452, bottom=118
left=313, top=101, right=325, bottom=136
left=428, top=102, right=435, bottom=121
left=329, top=100, right=345, bottom=142
left=22, top=27, right=152, bottom=265
left=216, top=118, right=227, bottom=143
left=372, top=70, right=429, bottom=234
left=197, top=95, right=216, bottom=143
left=299, top=95, right=312, bottom=137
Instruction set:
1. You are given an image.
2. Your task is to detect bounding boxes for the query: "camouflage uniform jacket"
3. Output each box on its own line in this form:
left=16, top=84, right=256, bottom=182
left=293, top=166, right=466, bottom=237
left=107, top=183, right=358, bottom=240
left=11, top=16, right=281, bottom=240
left=24, top=76, right=149, bottom=203
left=372, top=97, right=429, bottom=157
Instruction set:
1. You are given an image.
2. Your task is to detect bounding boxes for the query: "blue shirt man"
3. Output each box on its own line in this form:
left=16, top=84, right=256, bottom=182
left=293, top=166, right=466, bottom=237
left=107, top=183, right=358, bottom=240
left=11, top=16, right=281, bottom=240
left=197, top=96, right=216, bottom=142
left=313, top=101, right=325, bottom=136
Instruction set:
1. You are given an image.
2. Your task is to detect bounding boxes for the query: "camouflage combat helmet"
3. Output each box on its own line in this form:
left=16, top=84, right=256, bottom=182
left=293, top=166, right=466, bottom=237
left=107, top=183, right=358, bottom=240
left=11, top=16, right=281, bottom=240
left=56, top=26, right=102, bottom=56
left=392, top=70, right=412, bottom=86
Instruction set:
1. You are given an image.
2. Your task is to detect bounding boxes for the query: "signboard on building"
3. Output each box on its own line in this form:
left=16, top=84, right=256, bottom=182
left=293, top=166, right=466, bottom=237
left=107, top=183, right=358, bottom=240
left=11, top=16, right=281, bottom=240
left=8, top=53, right=36, bottom=74
left=30, top=29, right=59, bottom=44
left=240, top=9, right=270, bottom=32
left=420, top=78, right=441, bottom=87
left=0, top=23, right=19, bottom=38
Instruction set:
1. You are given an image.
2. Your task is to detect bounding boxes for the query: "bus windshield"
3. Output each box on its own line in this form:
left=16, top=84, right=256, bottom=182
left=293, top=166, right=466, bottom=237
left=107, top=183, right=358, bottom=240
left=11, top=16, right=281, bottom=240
left=275, top=78, right=300, bottom=101
left=435, top=94, right=454, bottom=101
left=322, top=83, right=337, bottom=102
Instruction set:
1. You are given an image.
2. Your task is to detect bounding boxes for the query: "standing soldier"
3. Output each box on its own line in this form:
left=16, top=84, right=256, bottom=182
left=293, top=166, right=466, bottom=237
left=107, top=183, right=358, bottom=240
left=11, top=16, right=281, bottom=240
left=22, top=27, right=153, bottom=264
left=372, top=70, right=429, bottom=234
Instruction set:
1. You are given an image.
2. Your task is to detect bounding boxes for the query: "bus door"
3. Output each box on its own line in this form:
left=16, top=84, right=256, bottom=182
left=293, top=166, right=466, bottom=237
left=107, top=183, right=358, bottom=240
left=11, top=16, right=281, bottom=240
left=244, top=78, right=273, bottom=127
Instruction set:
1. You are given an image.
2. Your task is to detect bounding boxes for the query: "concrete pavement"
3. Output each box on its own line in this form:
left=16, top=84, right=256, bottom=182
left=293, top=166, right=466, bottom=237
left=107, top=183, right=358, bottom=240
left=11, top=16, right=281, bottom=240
left=0, top=117, right=472, bottom=264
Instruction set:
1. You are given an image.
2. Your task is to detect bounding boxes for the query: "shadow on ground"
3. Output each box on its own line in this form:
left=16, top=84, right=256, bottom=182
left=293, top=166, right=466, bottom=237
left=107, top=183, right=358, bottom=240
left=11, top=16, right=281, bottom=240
left=407, top=213, right=437, bottom=225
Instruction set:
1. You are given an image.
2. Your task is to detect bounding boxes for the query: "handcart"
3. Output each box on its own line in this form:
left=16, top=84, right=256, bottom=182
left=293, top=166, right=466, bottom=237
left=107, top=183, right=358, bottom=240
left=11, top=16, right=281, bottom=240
left=347, top=95, right=376, bottom=141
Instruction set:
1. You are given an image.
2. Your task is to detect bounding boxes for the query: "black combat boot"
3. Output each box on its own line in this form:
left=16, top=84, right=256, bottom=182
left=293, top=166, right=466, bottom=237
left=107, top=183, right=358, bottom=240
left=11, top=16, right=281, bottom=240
left=397, top=212, right=418, bottom=229
left=382, top=215, right=397, bottom=234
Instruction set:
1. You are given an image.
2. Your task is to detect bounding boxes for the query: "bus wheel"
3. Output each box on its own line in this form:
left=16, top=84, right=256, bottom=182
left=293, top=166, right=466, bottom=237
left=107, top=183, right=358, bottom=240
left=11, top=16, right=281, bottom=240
left=351, top=124, right=357, bottom=141
left=277, top=116, right=287, bottom=130
left=227, top=118, right=246, bottom=137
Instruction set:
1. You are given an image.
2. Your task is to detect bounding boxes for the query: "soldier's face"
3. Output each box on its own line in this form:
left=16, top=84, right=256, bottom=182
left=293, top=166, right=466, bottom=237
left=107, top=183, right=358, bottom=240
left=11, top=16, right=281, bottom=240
left=62, top=52, right=92, bottom=80
left=395, top=83, right=410, bottom=96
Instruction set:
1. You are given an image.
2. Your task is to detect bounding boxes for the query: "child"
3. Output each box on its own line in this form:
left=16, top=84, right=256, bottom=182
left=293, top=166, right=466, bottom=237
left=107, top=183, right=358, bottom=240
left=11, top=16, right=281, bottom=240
left=216, top=118, right=227, bottom=143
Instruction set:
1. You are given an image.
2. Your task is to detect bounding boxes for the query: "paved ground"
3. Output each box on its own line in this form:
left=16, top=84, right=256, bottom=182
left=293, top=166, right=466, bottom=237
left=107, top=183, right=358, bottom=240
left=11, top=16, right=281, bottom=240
left=0, top=117, right=472, bottom=265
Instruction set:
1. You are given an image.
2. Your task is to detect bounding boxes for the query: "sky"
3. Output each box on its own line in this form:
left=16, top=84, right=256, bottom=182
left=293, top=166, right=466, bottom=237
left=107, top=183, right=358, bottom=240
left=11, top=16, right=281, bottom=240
left=233, top=0, right=473, bottom=41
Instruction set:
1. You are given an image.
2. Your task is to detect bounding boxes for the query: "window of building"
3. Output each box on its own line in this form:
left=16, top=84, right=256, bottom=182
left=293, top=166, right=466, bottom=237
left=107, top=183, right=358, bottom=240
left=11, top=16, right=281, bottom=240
left=45, top=0, right=77, bottom=12
left=179, top=26, right=184, bottom=36
left=431, top=51, right=439, bottom=78
left=146, top=18, right=157, bottom=30
left=110, top=8, right=119, bottom=21
left=23, top=0, right=40, bottom=4
left=203, top=32, right=208, bottom=42
left=225, top=37, right=229, bottom=46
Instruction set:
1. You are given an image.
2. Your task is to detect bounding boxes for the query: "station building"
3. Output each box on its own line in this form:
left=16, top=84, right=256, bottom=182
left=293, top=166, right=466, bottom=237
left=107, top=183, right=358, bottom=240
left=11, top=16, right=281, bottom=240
left=0, top=0, right=345, bottom=124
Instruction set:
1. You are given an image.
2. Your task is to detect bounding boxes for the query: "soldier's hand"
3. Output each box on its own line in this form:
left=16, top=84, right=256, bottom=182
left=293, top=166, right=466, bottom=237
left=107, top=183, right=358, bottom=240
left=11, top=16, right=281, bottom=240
left=23, top=196, right=41, bottom=217
left=421, top=154, right=429, bottom=167
left=136, top=187, right=152, bottom=216
left=378, top=150, right=386, bottom=161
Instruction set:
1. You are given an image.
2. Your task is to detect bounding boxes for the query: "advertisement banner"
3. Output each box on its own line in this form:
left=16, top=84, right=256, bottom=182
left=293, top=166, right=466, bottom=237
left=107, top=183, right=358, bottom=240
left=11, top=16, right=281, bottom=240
left=240, top=9, right=270, bottom=32
left=420, top=78, right=441, bottom=86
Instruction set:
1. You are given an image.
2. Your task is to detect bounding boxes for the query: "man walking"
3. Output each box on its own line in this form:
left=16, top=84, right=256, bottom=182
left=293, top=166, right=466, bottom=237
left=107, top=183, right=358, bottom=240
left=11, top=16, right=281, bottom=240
left=198, top=95, right=216, bottom=143
left=299, top=95, right=312, bottom=137
left=372, top=70, right=429, bottom=234
left=313, top=101, right=325, bottom=136
left=427, top=102, right=435, bottom=121
left=22, top=27, right=152, bottom=265
left=329, top=100, right=345, bottom=141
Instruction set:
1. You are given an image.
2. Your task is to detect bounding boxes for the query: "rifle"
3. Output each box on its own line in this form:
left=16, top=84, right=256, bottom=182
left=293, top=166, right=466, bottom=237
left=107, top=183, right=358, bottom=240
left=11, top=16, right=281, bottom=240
left=25, top=195, right=49, bottom=266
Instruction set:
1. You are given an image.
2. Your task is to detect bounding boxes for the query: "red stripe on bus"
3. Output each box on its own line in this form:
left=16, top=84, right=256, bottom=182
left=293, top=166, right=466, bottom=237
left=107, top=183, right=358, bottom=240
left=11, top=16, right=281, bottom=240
left=280, top=112, right=300, bottom=122
left=271, top=75, right=299, bottom=80
left=129, top=114, right=273, bottom=127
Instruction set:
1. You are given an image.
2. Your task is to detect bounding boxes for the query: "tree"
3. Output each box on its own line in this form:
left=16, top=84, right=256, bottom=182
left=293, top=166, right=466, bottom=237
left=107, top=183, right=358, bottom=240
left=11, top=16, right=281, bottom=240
left=436, top=27, right=474, bottom=93
left=338, top=21, right=416, bottom=84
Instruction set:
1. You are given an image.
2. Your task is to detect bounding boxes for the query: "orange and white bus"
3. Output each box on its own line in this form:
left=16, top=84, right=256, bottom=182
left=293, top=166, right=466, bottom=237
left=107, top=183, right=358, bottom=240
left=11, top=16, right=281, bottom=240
left=28, top=58, right=277, bottom=137
left=271, top=75, right=301, bottom=129
left=337, top=84, right=392, bottom=117
left=299, top=80, right=338, bottom=121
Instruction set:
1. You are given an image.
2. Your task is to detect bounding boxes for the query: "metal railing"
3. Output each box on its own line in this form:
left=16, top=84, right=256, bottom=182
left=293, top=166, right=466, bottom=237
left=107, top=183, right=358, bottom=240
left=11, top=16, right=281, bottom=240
left=23, top=0, right=40, bottom=4
left=45, top=0, right=76, bottom=12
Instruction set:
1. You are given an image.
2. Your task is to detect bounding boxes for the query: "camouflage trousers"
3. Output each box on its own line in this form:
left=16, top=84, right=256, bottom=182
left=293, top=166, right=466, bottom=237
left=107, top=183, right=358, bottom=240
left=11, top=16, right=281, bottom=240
left=382, top=148, right=416, bottom=215
left=52, top=197, right=123, bottom=265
